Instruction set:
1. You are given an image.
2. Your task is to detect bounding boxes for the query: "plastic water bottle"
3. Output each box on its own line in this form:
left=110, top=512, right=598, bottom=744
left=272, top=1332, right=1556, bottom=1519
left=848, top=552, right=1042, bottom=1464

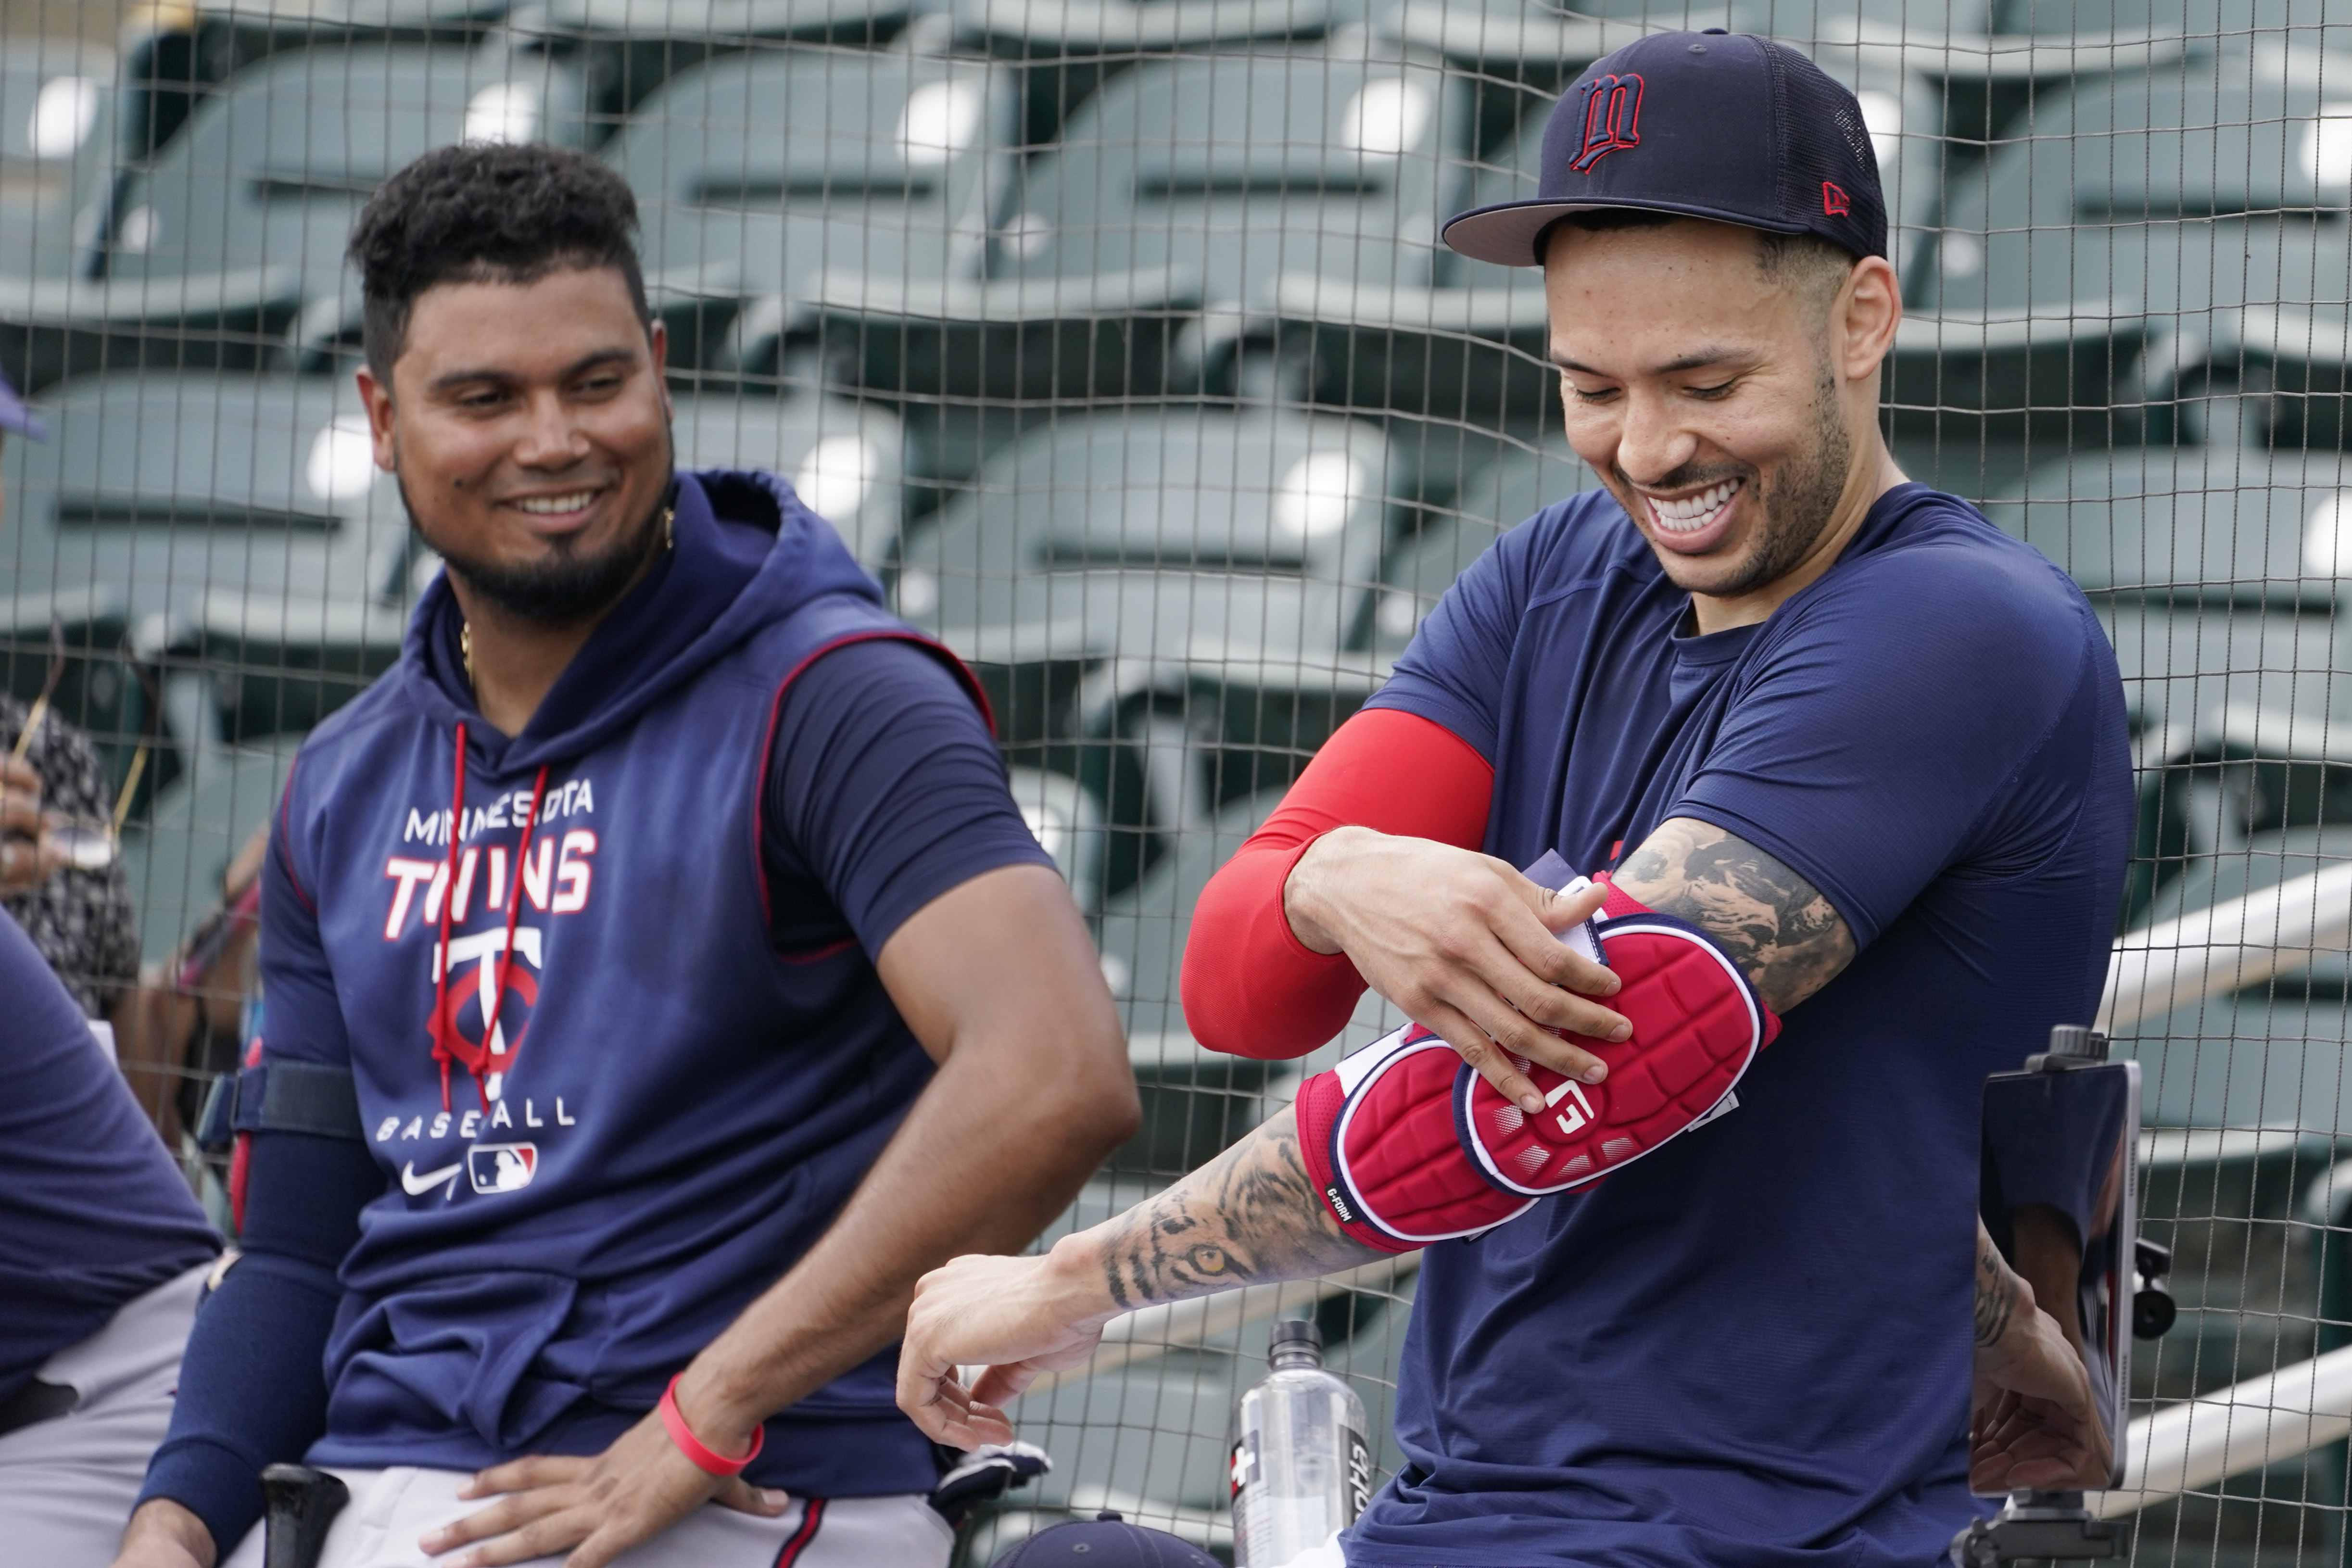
left=1229, top=1318, right=1373, bottom=1567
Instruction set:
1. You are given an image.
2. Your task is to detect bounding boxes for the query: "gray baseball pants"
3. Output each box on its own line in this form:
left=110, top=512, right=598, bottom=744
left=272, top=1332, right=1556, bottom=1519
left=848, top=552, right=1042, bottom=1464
left=0, top=1261, right=209, bottom=1567
left=217, top=1468, right=954, bottom=1568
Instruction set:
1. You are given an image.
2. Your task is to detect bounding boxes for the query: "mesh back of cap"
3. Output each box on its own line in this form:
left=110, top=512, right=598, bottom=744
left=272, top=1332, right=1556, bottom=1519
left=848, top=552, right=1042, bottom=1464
left=1760, top=38, right=1888, bottom=260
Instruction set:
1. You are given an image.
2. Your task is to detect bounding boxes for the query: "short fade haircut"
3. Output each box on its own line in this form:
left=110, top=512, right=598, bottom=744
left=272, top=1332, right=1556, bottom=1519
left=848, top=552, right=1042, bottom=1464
left=347, top=141, right=652, bottom=383
left=1550, top=208, right=1857, bottom=321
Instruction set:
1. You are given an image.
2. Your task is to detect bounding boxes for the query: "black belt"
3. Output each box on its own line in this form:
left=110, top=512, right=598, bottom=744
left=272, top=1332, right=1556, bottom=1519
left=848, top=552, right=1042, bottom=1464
left=0, top=1377, right=75, bottom=1439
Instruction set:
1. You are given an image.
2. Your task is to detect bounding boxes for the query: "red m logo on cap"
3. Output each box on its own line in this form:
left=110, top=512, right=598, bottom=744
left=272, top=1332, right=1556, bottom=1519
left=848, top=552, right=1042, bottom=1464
left=1569, top=74, right=1644, bottom=172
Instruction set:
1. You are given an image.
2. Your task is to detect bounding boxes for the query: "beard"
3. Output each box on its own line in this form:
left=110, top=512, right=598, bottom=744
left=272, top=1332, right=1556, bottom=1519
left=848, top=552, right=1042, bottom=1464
left=401, top=467, right=671, bottom=627
left=1614, top=371, right=1856, bottom=600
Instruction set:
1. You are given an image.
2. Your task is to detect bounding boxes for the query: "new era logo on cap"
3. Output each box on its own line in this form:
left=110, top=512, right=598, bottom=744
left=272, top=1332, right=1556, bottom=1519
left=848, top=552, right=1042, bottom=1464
left=1441, top=29, right=1887, bottom=270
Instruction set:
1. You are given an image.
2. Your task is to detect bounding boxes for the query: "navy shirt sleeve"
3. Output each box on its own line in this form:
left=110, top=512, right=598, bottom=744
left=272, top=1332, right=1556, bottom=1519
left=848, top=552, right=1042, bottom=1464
left=760, top=637, right=1055, bottom=959
left=1668, top=537, right=2109, bottom=950
left=0, top=907, right=217, bottom=1404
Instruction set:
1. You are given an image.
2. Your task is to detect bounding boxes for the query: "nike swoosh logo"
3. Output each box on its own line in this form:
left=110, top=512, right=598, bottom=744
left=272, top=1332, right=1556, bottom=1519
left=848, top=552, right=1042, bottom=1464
left=401, top=1160, right=461, bottom=1196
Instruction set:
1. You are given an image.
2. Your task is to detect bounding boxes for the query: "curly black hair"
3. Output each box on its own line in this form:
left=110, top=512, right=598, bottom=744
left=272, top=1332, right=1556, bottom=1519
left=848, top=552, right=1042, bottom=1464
left=347, top=141, right=651, bottom=382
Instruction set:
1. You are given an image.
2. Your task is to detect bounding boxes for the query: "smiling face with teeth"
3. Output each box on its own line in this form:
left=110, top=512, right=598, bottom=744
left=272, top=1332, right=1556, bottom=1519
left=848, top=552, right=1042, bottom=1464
left=359, top=264, right=675, bottom=631
left=1542, top=215, right=1907, bottom=633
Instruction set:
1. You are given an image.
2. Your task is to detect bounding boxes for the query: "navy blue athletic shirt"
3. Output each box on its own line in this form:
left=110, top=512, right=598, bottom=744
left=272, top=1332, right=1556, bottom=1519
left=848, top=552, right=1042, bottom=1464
left=0, top=906, right=217, bottom=1406
left=140, top=470, right=1051, bottom=1551
left=1353, top=482, right=2131, bottom=1568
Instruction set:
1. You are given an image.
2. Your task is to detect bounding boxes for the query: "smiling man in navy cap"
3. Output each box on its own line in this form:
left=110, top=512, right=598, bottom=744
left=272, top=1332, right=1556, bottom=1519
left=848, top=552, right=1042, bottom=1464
left=901, top=30, right=2132, bottom=1567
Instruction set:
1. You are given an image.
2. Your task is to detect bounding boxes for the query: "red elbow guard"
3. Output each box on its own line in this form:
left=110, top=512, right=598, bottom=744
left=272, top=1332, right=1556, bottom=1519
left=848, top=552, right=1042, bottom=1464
left=1297, top=1023, right=1536, bottom=1252
left=1295, top=878, right=1781, bottom=1252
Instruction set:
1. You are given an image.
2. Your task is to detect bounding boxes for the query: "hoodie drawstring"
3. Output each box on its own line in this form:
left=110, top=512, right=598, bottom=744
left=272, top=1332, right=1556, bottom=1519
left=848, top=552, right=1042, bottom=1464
left=430, top=721, right=551, bottom=1113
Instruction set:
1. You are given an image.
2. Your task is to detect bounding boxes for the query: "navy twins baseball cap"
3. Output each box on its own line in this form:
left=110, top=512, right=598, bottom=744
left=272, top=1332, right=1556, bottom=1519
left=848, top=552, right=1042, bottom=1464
left=1443, top=29, right=1887, bottom=268
left=995, top=1513, right=1218, bottom=1568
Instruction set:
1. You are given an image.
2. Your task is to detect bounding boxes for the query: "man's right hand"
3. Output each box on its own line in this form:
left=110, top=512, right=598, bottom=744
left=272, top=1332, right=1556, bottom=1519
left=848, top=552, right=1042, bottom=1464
left=897, top=1238, right=1123, bottom=1450
left=1283, top=827, right=1630, bottom=1114
left=109, top=1498, right=217, bottom=1568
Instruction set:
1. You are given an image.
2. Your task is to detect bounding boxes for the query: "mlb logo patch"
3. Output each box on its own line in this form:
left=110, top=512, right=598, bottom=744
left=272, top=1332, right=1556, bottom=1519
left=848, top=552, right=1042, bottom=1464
left=468, top=1142, right=539, bottom=1193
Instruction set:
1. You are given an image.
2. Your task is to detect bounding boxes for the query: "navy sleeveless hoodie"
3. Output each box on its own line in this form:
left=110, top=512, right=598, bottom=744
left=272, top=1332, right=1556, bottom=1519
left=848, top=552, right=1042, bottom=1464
left=265, top=471, right=969, bottom=1495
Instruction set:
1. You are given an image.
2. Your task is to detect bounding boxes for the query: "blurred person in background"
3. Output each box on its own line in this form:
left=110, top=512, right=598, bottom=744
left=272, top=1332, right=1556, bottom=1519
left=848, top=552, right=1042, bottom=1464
left=112, top=141, right=1137, bottom=1568
left=0, top=365, right=140, bottom=1022
left=0, top=357, right=267, bottom=1157
left=0, top=901, right=221, bottom=1566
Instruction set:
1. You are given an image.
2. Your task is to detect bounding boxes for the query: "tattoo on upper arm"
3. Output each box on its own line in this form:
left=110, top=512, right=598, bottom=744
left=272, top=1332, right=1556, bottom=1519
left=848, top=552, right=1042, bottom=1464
left=1613, top=817, right=1856, bottom=1013
left=1095, top=1108, right=1384, bottom=1311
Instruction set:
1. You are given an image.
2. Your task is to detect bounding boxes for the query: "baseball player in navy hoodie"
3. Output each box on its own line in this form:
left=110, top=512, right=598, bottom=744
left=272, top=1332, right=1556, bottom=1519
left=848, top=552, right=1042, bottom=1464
left=111, top=143, right=1139, bottom=1568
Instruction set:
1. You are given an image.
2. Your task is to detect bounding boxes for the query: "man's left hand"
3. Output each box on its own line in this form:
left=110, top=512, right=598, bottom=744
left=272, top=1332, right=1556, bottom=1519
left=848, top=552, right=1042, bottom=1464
left=417, top=1409, right=788, bottom=1568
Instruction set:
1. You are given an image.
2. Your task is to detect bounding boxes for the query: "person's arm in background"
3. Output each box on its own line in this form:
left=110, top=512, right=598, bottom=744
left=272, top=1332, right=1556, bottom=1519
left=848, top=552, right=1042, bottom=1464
left=417, top=641, right=1142, bottom=1568
left=1972, top=1216, right=2109, bottom=1492
left=112, top=810, right=377, bottom=1568
left=0, top=755, right=70, bottom=893
left=115, top=827, right=270, bottom=1148
left=3, top=716, right=140, bottom=1024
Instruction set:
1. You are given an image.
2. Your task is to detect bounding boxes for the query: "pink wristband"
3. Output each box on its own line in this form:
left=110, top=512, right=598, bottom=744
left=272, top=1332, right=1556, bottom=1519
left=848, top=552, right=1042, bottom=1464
left=658, top=1373, right=764, bottom=1477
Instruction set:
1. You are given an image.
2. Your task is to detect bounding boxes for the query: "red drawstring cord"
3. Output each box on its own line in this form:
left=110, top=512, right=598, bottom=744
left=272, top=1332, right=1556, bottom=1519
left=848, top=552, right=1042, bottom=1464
left=428, top=721, right=549, bottom=1113
left=433, top=724, right=468, bottom=1113
left=482, top=764, right=550, bottom=1094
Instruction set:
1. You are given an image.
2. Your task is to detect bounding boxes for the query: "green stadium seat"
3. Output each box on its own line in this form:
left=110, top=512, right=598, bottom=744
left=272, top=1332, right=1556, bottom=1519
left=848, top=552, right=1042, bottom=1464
left=0, top=371, right=408, bottom=626
left=1372, top=437, right=1593, bottom=657
left=0, top=368, right=898, bottom=757
left=894, top=407, right=1393, bottom=887
left=0, top=38, right=117, bottom=282
left=1914, top=51, right=2352, bottom=445
left=101, top=42, right=588, bottom=297
left=1257, top=26, right=1945, bottom=425
left=669, top=388, right=908, bottom=568
left=0, top=40, right=300, bottom=393
left=0, top=370, right=414, bottom=746
left=898, top=406, right=1393, bottom=673
left=603, top=49, right=1017, bottom=373
left=513, top=0, right=939, bottom=131
left=948, top=0, right=1349, bottom=64
left=113, top=1, right=517, bottom=177
left=945, top=0, right=1364, bottom=153
left=1, top=40, right=586, bottom=386
left=1983, top=444, right=2352, bottom=755
left=803, top=37, right=1470, bottom=433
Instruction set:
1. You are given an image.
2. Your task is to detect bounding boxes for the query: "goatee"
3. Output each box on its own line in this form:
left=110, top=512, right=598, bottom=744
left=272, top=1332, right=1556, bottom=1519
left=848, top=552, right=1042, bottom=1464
left=405, top=480, right=671, bottom=627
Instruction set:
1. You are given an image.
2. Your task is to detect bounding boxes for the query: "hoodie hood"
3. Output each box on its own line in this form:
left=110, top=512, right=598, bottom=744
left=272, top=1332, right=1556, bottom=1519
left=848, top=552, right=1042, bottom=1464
left=399, top=469, right=883, bottom=778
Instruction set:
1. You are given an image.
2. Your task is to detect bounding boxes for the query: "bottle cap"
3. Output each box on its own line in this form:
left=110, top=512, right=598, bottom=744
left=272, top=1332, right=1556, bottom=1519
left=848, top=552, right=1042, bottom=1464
left=1270, top=1317, right=1325, bottom=1365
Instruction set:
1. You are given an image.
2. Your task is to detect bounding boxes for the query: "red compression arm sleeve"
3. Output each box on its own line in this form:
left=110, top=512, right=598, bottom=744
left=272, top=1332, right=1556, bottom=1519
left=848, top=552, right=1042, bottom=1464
left=1180, top=708, right=1495, bottom=1059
